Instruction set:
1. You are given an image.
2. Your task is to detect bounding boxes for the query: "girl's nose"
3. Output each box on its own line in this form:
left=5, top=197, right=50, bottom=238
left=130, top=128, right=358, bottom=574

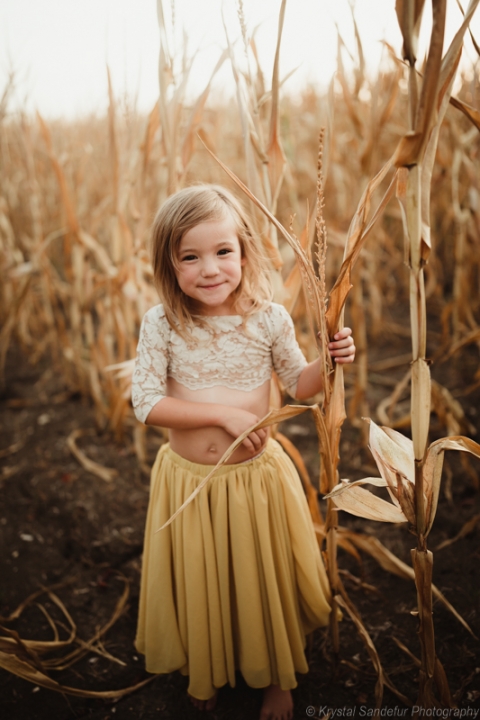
left=201, top=257, right=219, bottom=276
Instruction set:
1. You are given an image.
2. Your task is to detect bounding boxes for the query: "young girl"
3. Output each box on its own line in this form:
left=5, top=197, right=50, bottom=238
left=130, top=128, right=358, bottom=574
left=132, top=184, right=355, bottom=720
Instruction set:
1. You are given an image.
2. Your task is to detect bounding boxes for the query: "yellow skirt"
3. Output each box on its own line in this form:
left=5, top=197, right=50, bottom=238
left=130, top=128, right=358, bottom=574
left=135, top=439, right=331, bottom=701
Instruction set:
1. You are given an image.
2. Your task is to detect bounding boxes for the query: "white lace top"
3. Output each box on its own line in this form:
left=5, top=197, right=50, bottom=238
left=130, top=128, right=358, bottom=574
left=131, top=302, right=308, bottom=423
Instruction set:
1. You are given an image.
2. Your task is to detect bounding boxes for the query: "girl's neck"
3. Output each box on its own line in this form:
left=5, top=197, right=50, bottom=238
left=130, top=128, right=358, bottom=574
left=188, top=296, right=252, bottom=318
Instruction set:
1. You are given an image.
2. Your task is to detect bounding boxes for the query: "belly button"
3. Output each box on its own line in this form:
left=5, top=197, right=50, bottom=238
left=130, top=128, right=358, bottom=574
left=208, top=445, right=217, bottom=454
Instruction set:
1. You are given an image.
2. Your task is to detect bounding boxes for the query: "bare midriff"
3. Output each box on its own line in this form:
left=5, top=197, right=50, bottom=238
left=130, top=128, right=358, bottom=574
left=167, top=377, right=272, bottom=465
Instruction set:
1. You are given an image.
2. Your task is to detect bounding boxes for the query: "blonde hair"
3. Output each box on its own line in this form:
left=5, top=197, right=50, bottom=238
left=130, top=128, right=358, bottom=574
left=151, top=184, right=272, bottom=332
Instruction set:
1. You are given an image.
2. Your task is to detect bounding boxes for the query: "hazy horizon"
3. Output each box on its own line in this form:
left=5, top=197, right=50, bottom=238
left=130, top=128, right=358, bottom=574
left=1, top=0, right=479, bottom=120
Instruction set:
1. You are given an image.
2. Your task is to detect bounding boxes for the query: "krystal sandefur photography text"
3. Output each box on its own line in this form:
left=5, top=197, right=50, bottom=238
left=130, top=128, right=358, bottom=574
left=306, top=707, right=480, bottom=719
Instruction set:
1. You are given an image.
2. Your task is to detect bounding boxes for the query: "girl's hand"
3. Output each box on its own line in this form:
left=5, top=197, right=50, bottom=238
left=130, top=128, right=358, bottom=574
left=327, top=327, right=355, bottom=364
left=221, top=408, right=267, bottom=453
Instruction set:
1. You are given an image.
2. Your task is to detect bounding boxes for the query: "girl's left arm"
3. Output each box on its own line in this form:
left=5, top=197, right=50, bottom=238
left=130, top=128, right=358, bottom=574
left=295, top=327, right=355, bottom=400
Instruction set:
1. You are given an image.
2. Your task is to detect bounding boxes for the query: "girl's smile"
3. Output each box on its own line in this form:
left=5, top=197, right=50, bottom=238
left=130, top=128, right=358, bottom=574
left=176, top=214, right=245, bottom=315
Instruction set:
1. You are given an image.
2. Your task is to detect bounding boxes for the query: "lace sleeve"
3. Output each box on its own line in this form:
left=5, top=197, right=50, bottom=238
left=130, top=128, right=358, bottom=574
left=131, top=306, right=170, bottom=423
left=268, top=304, right=308, bottom=398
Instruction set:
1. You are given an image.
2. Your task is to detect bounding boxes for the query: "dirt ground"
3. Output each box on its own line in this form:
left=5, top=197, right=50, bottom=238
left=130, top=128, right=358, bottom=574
left=1, top=317, right=480, bottom=720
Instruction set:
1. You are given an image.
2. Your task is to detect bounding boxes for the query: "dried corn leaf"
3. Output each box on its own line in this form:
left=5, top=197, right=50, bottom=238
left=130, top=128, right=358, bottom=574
left=276, top=431, right=323, bottom=526
left=0, top=276, right=33, bottom=383
left=396, top=0, right=480, bottom=169
left=431, top=380, right=475, bottom=436
left=424, top=435, right=480, bottom=536
left=435, top=513, right=480, bottom=551
left=367, top=419, right=420, bottom=522
left=37, top=113, right=79, bottom=238
left=395, top=0, right=427, bottom=64
left=283, top=218, right=315, bottom=315
left=181, top=49, right=228, bottom=173
left=141, top=102, right=161, bottom=176
left=327, top=484, right=407, bottom=524
left=0, top=650, right=153, bottom=699
left=283, top=261, right=304, bottom=315
left=369, top=419, right=414, bottom=484
left=0, top=626, right=45, bottom=670
left=394, top=1, right=447, bottom=167
left=107, top=67, right=119, bottom=214
left=392, top=635, right=421, bottom=666
left=336, top=589, right=410, bottom=707
left=78, top=231, right=118, bottom=277
left=313, top=523, right=362, bottom=562
left=342, top=531, right=475, bottom=636
left=0, top=576, right=133, bottom=681
left=266, top=0, right=288, bottom=210
left=104, top=359, right=135, bottom=381
left=156, top=1, right=174, bottom=175
left=439, top=0, right=480, bottom=96
left=335, top=33, right=363, bottom=137
left=450, top=95, right=480, bottom=131
left=395, top=468, right=417, bottom=526
left=222, top=19, right=263, bottom=203
left=350, top=6, right=366, bottom=97
left=47, top=578, right=130, bottom=670
left=420, top=34, right=469, bottom=263
left=336, top=591, right=383, bottom=707
left=0, top=581, right=74, bottom=625
left=326, top=477, right=388, bottom=495
left=1, top=592, right=75, bottom=654
left=325, top=161, right=397, bottom=338
left=36, top=606, right=59, bottom=645
left=440, top=326, right=480, bottom=361
left=67, top=429, right=118, bottom=482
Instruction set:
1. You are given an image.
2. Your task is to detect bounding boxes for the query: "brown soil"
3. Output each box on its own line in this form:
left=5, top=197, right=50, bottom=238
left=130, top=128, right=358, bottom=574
left=1, top=323, right=480, bottom=719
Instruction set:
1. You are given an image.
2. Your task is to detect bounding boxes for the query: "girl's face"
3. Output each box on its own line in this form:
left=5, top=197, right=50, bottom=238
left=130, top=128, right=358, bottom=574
left=175, top=213, right=246, bottom=316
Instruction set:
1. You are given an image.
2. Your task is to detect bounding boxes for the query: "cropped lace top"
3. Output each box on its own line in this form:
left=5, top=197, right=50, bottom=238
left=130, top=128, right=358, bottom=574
left=131, top=302, right=308, bottom=423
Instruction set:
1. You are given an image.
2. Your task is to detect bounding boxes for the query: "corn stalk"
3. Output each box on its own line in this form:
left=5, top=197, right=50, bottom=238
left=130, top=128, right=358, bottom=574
left=328, top=0, right=480, bottom=707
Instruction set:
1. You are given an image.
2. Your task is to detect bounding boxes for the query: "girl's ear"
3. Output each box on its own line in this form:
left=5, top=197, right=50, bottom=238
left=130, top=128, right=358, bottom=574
left=241, top=256, right=247, bottom=266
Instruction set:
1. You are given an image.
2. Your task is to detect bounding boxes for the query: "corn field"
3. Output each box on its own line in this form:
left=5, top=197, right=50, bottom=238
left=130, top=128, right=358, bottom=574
left=1, top=0, right=480, bottom=715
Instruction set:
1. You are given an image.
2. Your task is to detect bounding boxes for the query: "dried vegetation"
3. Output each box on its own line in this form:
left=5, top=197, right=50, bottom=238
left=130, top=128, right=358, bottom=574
left=1, top=0, right=480, bottom=710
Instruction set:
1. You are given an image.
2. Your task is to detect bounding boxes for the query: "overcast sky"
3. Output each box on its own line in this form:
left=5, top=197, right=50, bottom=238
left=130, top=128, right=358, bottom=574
left=1, top=0, right=479, bottom=119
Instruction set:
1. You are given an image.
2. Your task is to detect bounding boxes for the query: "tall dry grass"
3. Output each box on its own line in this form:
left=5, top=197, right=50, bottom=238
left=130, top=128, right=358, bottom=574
left=2, top=67, right=479, bottom=422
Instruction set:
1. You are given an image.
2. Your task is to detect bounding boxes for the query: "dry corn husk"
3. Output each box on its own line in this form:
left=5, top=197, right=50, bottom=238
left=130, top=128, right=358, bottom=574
left=328, top=419, right=480, bottom=538
left=0, top=578, right=154, bottom=698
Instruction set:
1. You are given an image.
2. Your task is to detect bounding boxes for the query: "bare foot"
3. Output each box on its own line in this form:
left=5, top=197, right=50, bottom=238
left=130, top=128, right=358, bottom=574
left=260, top=685, right=293, bottom=720
left=188, top=691, right=218, bottom=712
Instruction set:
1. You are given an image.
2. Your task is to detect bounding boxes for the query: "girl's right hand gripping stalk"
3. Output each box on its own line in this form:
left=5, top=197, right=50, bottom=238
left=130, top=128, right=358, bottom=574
left=221, top=407, right=267, bottom=454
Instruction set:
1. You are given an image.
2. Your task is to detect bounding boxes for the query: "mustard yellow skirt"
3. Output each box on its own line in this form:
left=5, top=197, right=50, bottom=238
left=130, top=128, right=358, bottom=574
left=135, top=439, right=331, bottom=701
